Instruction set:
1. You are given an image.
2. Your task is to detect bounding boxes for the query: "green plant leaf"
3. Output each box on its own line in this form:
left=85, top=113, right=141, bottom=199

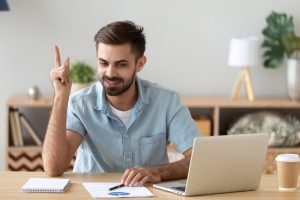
left=261, top=11, right=297, bottom=68
left=70, top=61, right=96, bottom=83
left=282, top=34, right=300, bottom=53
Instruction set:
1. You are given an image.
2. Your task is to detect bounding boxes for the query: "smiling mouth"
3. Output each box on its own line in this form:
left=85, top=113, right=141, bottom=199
left=104, top=80, right=122, bottom=88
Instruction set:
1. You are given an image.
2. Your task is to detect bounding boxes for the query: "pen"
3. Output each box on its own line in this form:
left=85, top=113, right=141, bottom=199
left=109, top=183, right=125, bottom=191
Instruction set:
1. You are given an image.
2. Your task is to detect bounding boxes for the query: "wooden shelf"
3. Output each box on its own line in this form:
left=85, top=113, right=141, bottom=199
left=181, top=96, right=300, bottom=174
left=8, top=146, right=42, bottom=151
left=7, top=95, right=53, bottom=108
left=182, top=96, right=300, bottom=108
left=6, top=95, right=53, bottom=171
left=182, top=96, right=300, bottom=135
left=5, top=95, right=300, bottom=174
left=267, top=147, right=300, bottom=153
left=7, top=146, right=75, bottom=172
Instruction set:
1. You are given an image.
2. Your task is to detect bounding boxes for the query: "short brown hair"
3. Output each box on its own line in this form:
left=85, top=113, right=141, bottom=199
left=94, top=21, right=146, bottom=59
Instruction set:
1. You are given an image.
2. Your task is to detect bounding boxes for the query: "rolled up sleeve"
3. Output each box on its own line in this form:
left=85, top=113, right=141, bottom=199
left=167, top=92, right=202, bottom=153
left=66, top=96, right=87, bottom=137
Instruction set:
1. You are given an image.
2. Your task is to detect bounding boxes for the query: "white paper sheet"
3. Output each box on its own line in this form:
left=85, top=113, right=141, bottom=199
left=82, top=182, right=154, bottom=198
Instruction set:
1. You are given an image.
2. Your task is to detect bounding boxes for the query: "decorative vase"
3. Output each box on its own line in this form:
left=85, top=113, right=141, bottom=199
left=28, top=86, right=40, bottom=100
left=287, top=59, right=300, bottom=101
left=71, top=83, right=91, bottom=94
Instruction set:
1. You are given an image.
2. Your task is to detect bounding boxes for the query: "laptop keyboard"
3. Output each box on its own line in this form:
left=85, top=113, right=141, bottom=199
left=171, top=186, right=186, bottom=192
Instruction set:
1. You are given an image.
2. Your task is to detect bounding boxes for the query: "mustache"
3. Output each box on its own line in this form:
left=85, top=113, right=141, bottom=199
left=102, top=76, right=123, bottom=82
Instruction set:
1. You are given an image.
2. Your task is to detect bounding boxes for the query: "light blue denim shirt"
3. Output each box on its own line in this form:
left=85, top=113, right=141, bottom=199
left=67, top=77, right=201, bottom=172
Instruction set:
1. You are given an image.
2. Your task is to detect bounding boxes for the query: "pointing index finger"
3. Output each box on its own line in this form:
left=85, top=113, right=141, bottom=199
left=54, top=45, right=61, bottom=68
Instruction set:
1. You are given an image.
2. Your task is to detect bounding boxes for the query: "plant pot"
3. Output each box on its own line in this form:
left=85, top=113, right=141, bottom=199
left=287, top=59, right=300, bottom=101
left=71, top=83, right=91, bottom=94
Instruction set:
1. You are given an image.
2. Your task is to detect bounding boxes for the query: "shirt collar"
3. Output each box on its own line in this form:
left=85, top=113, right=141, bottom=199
left=93, top=76, right=150, bottom=111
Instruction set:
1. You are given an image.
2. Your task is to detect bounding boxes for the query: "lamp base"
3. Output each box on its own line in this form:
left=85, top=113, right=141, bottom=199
left=231, top=67, right=255, bottom=101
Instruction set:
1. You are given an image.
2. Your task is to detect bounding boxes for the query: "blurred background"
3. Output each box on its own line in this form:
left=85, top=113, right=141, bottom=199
left=1, top=0, right=300, bottom=170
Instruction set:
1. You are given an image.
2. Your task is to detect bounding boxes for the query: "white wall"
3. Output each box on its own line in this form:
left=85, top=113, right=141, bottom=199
left=1, top=0, right=300, bottom=170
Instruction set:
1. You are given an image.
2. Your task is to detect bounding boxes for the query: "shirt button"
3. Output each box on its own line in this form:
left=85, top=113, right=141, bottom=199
left=126, top=158, right=130, bottom=162
left=124, top=134, right=128, bottom=138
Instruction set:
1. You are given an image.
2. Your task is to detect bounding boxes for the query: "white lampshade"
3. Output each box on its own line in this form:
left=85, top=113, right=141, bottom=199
left=228, top=37, right=261, bottom=67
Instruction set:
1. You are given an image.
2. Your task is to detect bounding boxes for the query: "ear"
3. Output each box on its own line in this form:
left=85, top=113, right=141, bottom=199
left=136, top=56, right=147, bottom=72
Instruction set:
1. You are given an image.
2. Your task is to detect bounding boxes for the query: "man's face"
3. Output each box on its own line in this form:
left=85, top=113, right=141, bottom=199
left=97, top=43, right=143, bottom=96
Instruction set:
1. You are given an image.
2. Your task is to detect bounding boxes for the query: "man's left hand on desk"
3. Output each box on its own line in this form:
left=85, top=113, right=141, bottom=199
left=121, top=166, right=161, bottom=187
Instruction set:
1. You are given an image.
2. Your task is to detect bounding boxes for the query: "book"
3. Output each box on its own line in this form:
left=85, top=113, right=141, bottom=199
left=19, top=113, right=42, bottom=146
left=9, top=110, right=19, bottom=146
left=13, top=109, right=24, bottom=146
left=22, top=178, right=70, bottom=193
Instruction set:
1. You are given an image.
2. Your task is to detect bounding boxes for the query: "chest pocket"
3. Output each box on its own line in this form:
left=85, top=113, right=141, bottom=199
left=137, top=133, right=168, bottom=167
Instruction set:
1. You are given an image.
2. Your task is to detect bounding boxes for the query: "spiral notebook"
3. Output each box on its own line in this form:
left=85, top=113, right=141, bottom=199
left=22, top=178, right=70, bottom=193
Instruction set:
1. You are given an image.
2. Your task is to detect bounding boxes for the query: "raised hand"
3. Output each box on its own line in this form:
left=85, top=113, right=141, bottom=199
left=50, top=45, right=72, bottom=97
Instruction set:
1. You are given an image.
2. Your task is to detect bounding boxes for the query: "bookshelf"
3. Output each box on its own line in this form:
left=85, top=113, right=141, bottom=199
left=6, top=95, right=76, bottom=171
left=6, top=96, right=52, bottom=171
left=181, top=96, right=300, bottom=173
left=6, top=95, right=300, bottom=173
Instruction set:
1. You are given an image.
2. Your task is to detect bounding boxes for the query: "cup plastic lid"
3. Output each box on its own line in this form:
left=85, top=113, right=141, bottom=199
left=276, top=154, right=300, bottom=162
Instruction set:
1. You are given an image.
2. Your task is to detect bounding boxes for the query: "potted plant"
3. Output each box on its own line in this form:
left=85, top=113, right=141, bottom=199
left=262, top=11, right=300, bottom=101
left=70, top=61, right=96, bottom=93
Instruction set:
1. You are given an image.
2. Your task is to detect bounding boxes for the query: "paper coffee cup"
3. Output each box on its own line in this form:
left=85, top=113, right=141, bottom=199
left=276, top=154, right=300, bottom=191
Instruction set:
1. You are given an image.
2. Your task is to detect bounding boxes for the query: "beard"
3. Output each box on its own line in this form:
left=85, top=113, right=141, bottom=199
left=99, top=72, right=136, bottom=96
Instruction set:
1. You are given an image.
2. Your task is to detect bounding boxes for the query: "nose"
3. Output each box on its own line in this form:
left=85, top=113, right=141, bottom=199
left=106, top=65, right=116, bottom=77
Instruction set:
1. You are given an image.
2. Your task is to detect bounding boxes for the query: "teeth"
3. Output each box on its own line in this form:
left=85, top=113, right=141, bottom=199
left=105, top=80, right=120, bottom=87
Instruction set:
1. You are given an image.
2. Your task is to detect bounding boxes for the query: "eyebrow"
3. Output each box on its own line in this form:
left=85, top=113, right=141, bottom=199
left=98, top=58, right=129, bottom=64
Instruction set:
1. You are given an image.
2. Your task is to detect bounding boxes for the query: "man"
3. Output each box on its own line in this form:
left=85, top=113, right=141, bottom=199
left=43, top=21, right=201, bottom=186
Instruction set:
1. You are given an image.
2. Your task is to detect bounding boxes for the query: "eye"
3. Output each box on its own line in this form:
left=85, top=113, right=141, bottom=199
left=117, top=62, right=127, bottom=68
left=98, top=61, right=108, bottom=67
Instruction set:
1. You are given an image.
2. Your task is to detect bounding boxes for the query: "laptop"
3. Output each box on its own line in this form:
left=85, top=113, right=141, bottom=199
left=153, top=133, right=269, bottom=196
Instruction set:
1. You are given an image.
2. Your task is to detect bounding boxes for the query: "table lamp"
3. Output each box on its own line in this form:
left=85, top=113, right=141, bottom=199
left=228, top=37, right=260, bottom=101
